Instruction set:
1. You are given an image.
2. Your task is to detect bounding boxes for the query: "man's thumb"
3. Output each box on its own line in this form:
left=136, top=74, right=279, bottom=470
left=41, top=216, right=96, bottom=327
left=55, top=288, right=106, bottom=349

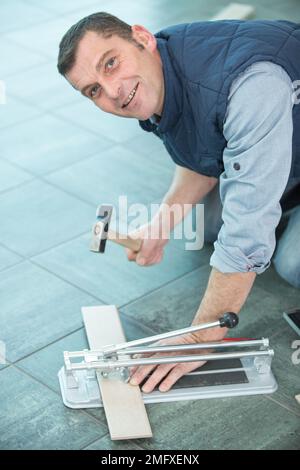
left=126, top=248, right=137, bottom=262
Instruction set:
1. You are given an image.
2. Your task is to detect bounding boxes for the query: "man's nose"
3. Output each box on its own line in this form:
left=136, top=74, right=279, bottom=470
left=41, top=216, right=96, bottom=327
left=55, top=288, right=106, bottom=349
left=103, top=81, right=121, bottom=101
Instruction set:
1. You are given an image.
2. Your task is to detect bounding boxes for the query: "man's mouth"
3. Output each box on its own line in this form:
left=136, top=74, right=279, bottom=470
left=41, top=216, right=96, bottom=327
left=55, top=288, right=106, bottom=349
left=122, top=83, right=139, bottom=108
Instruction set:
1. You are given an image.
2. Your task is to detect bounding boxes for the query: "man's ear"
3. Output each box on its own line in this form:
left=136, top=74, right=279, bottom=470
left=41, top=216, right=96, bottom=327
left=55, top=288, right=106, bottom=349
left=131, top=24, right=157, bottom=52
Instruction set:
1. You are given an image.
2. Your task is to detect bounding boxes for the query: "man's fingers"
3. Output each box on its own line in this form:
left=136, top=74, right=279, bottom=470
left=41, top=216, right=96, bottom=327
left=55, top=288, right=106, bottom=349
left=136, top=251, right=163, bottom=267
left=159, top=361, right=204, bottom=392
left=141, top=363, right=176, bottom=393
left=126, top=248, right=137, bottom=262
left=129, top=364, right=157, bottom=386
left=158, top=364, right=188, bottom=392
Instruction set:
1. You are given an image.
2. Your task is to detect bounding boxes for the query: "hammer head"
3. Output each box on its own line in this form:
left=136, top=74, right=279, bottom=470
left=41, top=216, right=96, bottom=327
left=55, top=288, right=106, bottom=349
left=90, top=204, right=113, bottom=253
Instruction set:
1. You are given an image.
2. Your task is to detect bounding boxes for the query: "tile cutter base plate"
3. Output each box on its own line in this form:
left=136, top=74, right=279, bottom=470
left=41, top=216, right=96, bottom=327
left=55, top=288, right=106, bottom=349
left=58, top=356, right=277, bottom=409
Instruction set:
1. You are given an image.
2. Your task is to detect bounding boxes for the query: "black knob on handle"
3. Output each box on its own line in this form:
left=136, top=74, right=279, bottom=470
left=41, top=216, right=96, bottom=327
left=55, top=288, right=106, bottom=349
left=219, top=312, right=239, bottom=329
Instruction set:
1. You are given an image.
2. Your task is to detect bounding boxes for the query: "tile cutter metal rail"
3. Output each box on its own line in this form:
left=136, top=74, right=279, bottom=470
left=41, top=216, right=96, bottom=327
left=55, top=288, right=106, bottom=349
left=58, top=313, right=278, bottom=408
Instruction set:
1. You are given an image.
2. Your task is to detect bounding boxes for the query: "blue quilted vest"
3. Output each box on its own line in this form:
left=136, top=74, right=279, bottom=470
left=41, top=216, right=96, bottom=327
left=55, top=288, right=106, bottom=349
left=139, top=20, right=300, bottom=179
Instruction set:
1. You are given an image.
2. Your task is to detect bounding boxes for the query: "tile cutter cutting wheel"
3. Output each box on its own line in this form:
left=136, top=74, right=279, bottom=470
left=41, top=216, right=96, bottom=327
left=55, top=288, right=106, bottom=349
left=58, top=312, right=278, bottom=408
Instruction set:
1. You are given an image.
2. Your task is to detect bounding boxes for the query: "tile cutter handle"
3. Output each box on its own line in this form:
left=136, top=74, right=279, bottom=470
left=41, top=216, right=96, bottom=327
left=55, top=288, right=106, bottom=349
left=101, top=312, right=239, bottom=357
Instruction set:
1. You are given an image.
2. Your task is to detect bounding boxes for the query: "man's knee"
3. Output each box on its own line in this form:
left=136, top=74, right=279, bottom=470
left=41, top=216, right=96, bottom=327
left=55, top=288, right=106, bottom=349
left=273, top=206, right=300, bottom=288
left=273, top=246, right=300, bottom=288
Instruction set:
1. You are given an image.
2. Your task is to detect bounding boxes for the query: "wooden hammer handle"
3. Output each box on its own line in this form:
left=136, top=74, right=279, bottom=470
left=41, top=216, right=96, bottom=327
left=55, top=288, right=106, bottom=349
left=107, top=229, right=142, bottom=252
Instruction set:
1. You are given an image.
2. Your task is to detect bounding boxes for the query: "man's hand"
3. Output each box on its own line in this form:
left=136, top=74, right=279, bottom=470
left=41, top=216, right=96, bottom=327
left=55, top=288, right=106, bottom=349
left=129, top=333, right=209, bottom=393
left=125, top=166, right=217, bottom=267
left=126, top=223, right=169, bottom=266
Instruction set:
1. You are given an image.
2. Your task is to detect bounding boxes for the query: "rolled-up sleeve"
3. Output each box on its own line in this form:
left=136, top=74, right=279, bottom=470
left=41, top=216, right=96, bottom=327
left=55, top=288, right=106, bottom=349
left=210, top=61, right=294, bottom=274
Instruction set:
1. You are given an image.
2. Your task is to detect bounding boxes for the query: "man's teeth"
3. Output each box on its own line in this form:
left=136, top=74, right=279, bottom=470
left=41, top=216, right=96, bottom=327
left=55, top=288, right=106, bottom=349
left=124, top=85, right=137, bottom=107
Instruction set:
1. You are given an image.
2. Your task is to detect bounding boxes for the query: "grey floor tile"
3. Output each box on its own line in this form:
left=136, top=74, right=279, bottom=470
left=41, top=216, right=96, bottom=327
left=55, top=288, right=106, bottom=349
left=0, top=0, right=54, bottom=34
left=27, top=0, right=102, bottom=15
left=255, top=264, right=300, bottom=310
left=0, top=159, right=33, bottom=193
left=84, top=435, right=143, bottom=450
left=0, top=37, right=47, bottom=78
left=33, top=232, right=206, bottom=306
left=17, top=314, right=156, bottom=422
left=7, top=62, right=79, bottom=111
left=250, top=1, right=300, bottom=21
left=90, top=0, right=171, bottom=31
left=0, top=114, right=113, bottom=176
left=122, top=265, right=211, bottom=333
left=0, top=346, right=9, bottom=371
left=17, top=329, right=94, bottom=394
left=4, top=16, right=80, bottom=60
left=17, top=314, right=155, bottom=392
left=6, top=3, right=135, bottom=60
left=0, top=244, right=23, bottom=271
left=0, top=261, right=100, bottom=362
left=0, top=95, right=41, bottom=129
left=260, top=426, right=300, bottom=450
left=0, top=180, right=94, bottom=256
left=55, top=100, right=142, bottom=144
left=45, top=145, right=173, bottom=206
left=124, top=132, right=174, bottom=168
left=122, top=264, right=298, bottom=339
left=0, top=366, right=107, bottom=450
left=266, top=325, right=300, bottom=416
left=136, top=395, right=300, bottom=450
left=237, top=282, right=300, bottom=340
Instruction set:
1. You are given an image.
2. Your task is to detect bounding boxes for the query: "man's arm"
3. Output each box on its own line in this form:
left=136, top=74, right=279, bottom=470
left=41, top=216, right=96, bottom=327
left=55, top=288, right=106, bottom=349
left=151, top=164, right=217, bottom=234
left=191, top=269, right=256, bottom=340
left=129, top=61, right=294, bottom=392
left=126, top=165, right=217, bottom=264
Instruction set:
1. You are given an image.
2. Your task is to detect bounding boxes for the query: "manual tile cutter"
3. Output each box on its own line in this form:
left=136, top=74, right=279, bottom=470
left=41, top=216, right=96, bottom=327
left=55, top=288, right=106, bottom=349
left=58, top=312, right=278, bottom=408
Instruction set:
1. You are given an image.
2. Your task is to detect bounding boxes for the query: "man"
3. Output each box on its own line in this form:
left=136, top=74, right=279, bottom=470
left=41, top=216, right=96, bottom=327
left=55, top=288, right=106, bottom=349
left=57, top=12, right=300, bottom=393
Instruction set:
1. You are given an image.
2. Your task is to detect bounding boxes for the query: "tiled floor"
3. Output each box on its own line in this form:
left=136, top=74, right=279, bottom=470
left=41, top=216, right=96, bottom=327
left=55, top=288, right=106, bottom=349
left=1, top=0, right=299, bottom=450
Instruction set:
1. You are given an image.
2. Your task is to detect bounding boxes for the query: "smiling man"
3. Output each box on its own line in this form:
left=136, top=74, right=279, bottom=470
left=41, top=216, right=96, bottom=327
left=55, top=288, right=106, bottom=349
left=58, top=12, right=300, bottom=393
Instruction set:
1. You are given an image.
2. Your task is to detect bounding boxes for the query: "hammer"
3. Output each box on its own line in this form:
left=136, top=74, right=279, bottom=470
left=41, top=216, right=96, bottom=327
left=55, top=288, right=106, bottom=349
left=90, top=204, right=143, bottom=254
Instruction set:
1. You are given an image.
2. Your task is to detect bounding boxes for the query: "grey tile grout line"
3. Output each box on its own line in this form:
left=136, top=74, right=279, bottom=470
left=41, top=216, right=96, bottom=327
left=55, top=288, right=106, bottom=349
left=8, top=362, right=111, bottom=432
left=2, top=217, right=290, bottom=341
left=0, top=99, right=117, bottom=147
left=0, top=239, right=208, bottom=325
left=25, top=0, right=106, bottom=20
left=120, top=311, right=161, bottom=336
left=0, top=258, right=25, bottom=273
left=0, top=241, right=26, bottom=259
left=29, top=257, right=107, bottom=301
left=9, top=310, right=158, bottom=367
left=118, top=264, right=207, bottom=311
left=3, top=87, right=173, bottom=173
left=2, top=58, right=51, bottom=81
left=6, top=86, right=78, bottom=107
left=38, top=147, right=115, bottom=178
left=0, top=228, right=91, bottom=262
left=261, top=393, right=300, bottom=418
left=0, top=146, right=115, bottom=188
left=38, top=174, right=106, bottom=207
left=81, top=434, right=145, bottom=451
left=49, top=107, right=140, bottom=143
left=0, top=17, right=58, bottom=38
left=0, top=176, right=37, bottom=197
left=10, top=325, right=85, bottom=364
left=24, top=0, right=72, bottom=16
left=32, top=254, right=204, bottom=322
left=0, top=110, right=44, bottom=133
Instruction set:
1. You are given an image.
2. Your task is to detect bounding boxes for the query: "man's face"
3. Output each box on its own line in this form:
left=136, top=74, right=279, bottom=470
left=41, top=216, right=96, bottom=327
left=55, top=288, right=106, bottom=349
left=66, top=26, right=165, bottom=121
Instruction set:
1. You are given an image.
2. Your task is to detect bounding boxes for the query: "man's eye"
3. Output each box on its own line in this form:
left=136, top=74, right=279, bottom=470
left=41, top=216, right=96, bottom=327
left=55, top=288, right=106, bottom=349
left=90, top=85, right=101, bottom=98
left=105, top=57, right=117, bottom=71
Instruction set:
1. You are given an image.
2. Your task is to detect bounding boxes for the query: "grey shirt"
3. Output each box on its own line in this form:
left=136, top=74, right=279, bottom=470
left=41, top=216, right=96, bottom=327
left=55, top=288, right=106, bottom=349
left=210, top=61, right=296, bottom=274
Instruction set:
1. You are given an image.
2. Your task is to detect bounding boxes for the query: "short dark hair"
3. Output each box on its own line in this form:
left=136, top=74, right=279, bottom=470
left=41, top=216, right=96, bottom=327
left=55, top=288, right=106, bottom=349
left=57, top=12, right=143, bottom=76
